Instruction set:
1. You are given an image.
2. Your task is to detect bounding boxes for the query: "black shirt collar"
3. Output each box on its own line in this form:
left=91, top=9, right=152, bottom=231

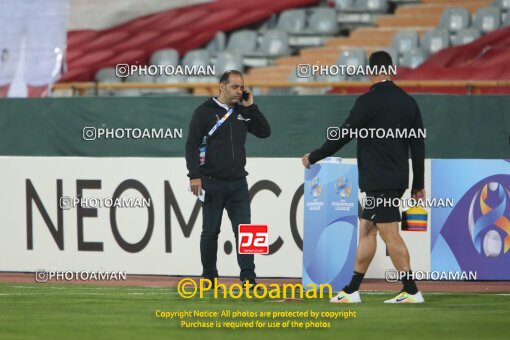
left=370, top=79, right=394, bottom=91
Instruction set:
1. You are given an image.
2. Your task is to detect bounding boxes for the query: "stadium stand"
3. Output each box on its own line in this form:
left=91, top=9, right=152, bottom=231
left=150, top=49, right=180, bottom=67
left=223, top=30, right=259, bottom=56
left=205, top=32, right=227, bottom=55
left=56, top=0, right=510, bottom=95
left=61, top=0, right=320, bottom=82
left=215, top=52, right=245, bottom=74
left=400, top=47, right=428, bottom=68
left=243, top=30, right=292, bottom=67
left=451, top=28, right=481, bottom=45
left=439, top=7, right=471, bottom=32
left=245, top=0, right=498, bottom=83
left=276, top=9, right=308, bottom=34
left=421, top=28, right=450, bottom=54
left=473, top=6, right=501, bottom=32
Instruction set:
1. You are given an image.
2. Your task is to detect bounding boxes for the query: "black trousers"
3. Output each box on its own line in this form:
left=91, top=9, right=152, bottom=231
left=200, top=176, right=256, bottom=281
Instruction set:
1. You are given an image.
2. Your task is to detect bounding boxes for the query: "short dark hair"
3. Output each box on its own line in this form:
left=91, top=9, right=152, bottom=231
left=219, top=70, right=243, bottom=84
left=369, top=51, right=393, bottom=75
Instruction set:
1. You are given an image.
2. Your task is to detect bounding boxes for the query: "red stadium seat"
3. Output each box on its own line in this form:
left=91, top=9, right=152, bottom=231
left=157, top=9, right=209, bottom=32
left=67, top=30, right=99, bottom=49
left=203, top=0, right=319, bottom=12
left=189, top=9, right=241, bottom=33
left=178, top=32, right=217, bottom=55
left=81, top=32, right=130, bottom=52
left=113, top=31, right=161, bottom=51
left=270, top=0, right=321, bottom=12
left=111, top=9, right=180, bottom=33
left=141, top=31, right=192, bottom=54
left=66, top=49, right=84, bottom=63
left=70, top=50, right=116, bottom=68
left=219, top=9, right=273, bottom=32
left=61, top=0, right=321, bottom=81
left=103, top=49, right=148, bottom=67
left=128, top=10, right=183, bottom=33
left=59, top=67, right=93, bottom=82
left=396, top=27, right=510, bottom=81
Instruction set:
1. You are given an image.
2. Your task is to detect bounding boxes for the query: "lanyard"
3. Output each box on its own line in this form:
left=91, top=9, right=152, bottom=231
left=207, top=108, right=233, bottom=136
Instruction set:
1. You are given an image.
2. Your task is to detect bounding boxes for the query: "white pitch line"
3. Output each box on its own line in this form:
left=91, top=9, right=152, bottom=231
left=2, top=286, right=509, bottom=297
left=361, top=291, right=510, bottom=296
left=0, top=292, right=177, bottom=296
left=3, top=285, right=170, bottom=292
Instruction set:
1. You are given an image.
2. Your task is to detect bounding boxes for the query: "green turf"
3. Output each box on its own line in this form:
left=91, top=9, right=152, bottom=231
left=0, top=283, right=508, bottom=340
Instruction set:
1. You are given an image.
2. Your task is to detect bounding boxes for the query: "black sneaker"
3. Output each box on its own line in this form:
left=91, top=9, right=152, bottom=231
left=203, top=277, right=218, bottom=290
left=241, top=279, right=259, bottom=291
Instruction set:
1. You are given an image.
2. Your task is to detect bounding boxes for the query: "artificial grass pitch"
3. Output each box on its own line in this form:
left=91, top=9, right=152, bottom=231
left=0, top=283, right=508, bottom=340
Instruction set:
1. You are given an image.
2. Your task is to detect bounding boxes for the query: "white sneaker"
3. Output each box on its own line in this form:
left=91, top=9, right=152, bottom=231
left=384, top=291, right=424, bottom=304
left=330, top=290, right=361, bottom=303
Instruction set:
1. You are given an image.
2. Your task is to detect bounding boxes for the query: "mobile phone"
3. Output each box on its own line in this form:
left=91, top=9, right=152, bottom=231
left=242, top=90, right=250, bottom=101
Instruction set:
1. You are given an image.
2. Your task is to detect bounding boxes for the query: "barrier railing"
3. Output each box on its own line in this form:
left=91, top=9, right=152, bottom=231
left=52, top=80, right=510, bottom=96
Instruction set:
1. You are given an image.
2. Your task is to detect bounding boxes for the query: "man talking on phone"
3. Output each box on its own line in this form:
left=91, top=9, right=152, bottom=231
left=185, top=70, right=271, bottom=287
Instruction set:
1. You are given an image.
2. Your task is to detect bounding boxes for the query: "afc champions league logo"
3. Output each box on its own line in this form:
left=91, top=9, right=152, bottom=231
left=334, top=176, right=351, bottom=198
left=468, top=182, right=510, bottom=258
left=310, top=177, right=322, bottom=200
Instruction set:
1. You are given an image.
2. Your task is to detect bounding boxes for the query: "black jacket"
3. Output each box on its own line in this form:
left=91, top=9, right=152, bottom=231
left=309, top=81, right=425, bottom=192
left=185, top=98, right=271, bottom=179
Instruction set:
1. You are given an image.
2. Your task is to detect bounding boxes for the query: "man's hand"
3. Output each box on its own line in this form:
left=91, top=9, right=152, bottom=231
left=302, top=153, right=311, bottom=168
left=411, top=188, right=426, bottom=200
left=190, top=178, right=202, bottom=196
left=241, top=88, right=254, bottom=107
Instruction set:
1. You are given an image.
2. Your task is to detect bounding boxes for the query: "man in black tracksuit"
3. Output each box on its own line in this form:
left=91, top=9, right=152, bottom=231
left=302, top=51, right=426, bottom=303
left=185, top=70, right=271, bottom=286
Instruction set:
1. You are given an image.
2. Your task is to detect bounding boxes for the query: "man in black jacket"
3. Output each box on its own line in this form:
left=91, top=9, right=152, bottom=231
left=185, top=70, right=271, bottom=287
left=302, top=51, right=426, bottom=304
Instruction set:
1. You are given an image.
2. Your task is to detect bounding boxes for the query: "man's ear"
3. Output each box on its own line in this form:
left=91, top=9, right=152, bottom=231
left=219, top=83, right=224, bottom=93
